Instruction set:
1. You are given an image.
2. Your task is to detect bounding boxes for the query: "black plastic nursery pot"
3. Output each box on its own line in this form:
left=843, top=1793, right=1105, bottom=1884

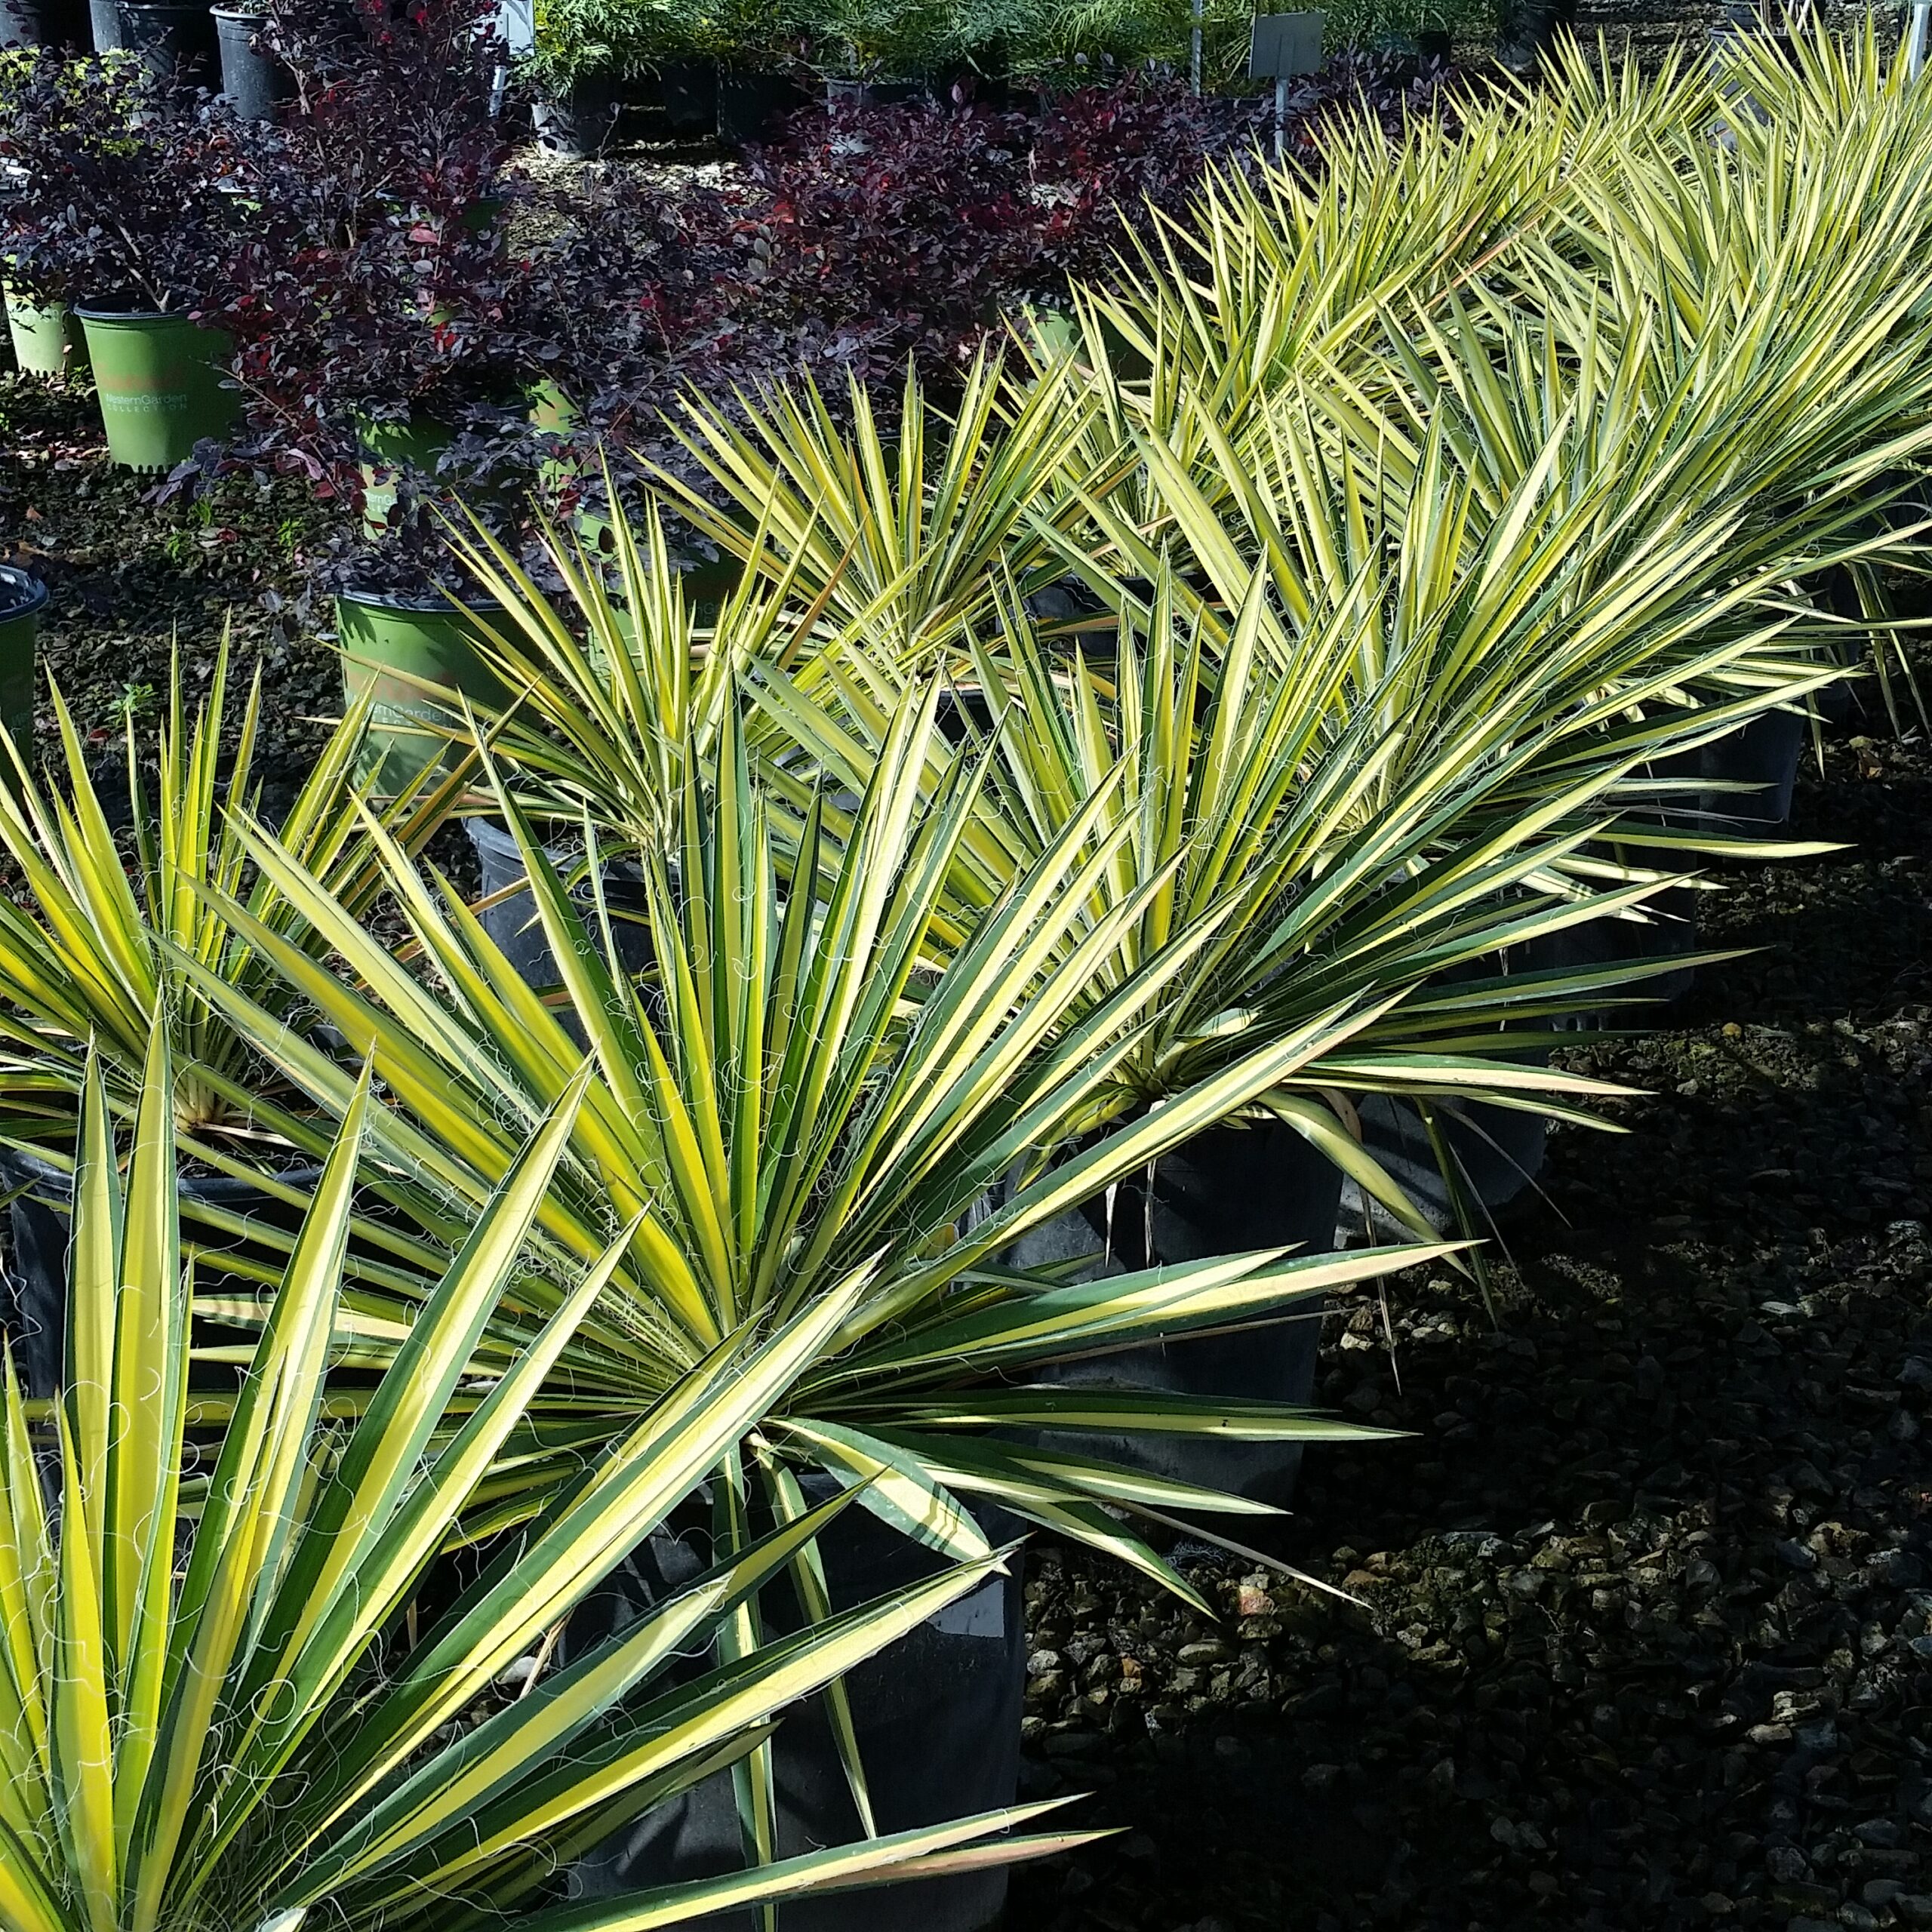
left=1587, top=703, right=1808, bottom=1001
left=1340, top=1084, right=1553, bottom=1240
left=1336, top=919, right=1609, bottom=1241
left=74, top=307, right=239, bottom=472
left=116, top=0, right=220, bottom=85
left=534, top=72, right=622, bottom=158
left=335, top=586, right=506, bottom=794
left=1496, top=0, right=1575, bottom=69
left=466, top=817, right=654, bottom=993
left=1004, top=1118, right=1346, bottom=1512
left=4, top=290, right=88, bottom=378
left=824, top=77, right=928, bottom=110
left=715, top=69, right=806, bottom=149
left=0, top=1149, right=321, bottom=1401
left=1337, top=709, right=1807, bottom=1239
left=213, top=8, right=291, bottom=118
left=568, top=1482, right=1026, bottom=1932
left=657, top=57, right=716, bottom=135
left=0, top=565, right=48, bottom=759
left=0, top=0, right=86, bottom=46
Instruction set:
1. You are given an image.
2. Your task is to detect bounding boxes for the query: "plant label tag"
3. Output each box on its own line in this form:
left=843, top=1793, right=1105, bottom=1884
left=1249, top=11, right=1324, bottom=76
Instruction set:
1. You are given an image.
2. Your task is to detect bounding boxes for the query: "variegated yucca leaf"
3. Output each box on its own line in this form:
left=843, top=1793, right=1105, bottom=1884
left=0, top=1035, right=1091, bottom=1931
left=0, top=640, right=469, bottom=1146
left=160, top=677, right=1454, bottom=1910
left=648, top=352, right=1098, bottom=664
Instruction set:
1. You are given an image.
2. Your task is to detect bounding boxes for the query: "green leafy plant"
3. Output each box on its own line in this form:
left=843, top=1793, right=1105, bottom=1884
left=694, top=0, right=814, bottom=70
left=177, top=682, right=1443, bottom=1582
left=523, top=0, right=632, bottom=89
left=0, top=1035, right=1089, bottom=1931
left=808, top=0, right=952, bottom=78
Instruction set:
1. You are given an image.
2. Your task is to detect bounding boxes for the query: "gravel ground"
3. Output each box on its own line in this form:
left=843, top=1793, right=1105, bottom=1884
left=1004, top=722, right=1932, bottom=1930
left=7, top=312, right=1931, bottom=1932
left=0, top=371, right=340, bottom=811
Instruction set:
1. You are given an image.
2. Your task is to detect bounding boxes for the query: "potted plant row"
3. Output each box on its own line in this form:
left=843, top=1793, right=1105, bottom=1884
left=1, top=33, right=1925, bottom=1930
left=0, top=51, right=242, bottom=466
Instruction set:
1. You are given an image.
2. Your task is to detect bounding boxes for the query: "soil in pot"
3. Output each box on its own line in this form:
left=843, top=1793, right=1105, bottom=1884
left=715, top=69, right=806, bottom=148
left=1001, top=1118, right=1346, bottom=1514
left=75, top=308, right=238, bottom=472
left=534, top=71, right=621, bottom=157
left=5, top=291, right=88, bottom=378
left=466, top=816, right=654, bottom=995
left=116, top=0, right=220, bottom=85
left=334, top=586, right=506, bottom=793
left=0, top=564, right=48, bottom=759
left=565, top=1482, right=1026, bottom=1932
left=213, top=8, right=291, bottom=117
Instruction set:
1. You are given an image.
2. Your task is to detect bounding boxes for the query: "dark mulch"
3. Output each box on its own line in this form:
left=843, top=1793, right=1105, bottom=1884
left=0, top=370, right=339, bottom=812
left=1005, top=724, right=1932, bottom=1930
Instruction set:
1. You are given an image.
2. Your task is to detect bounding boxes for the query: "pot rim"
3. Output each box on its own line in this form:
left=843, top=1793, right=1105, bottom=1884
left=72, top=303, right=214, bottom=326
left=0, top=565, right=49, bottom=623
left=334, top=584, right=506, bottom=614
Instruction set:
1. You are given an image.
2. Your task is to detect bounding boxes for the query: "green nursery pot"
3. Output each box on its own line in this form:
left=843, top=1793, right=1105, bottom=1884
left=525, top=377, right=580, bottom=437
left=75, top=308, right=238, bottom=471
left=355, top=413, right=455, bottom=535
left=335, top=586, right=506, bottom=793
left=0, top=565, right=48, bottom=763
left=5, top=293, right=88, bottom=378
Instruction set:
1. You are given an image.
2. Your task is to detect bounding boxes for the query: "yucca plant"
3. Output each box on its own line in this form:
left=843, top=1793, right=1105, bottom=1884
left=1497, top=25, right=1932, bottom=725
left=0, top=642, right=469, bottom=1150
left=1068, top=30, right=1932, bottom=727
left=172, top=688, right=1445, bottom=1579
left=154, top=677, right=1457, bottom=1895
left=0, top=1031, right=1090, bottom=1932
left=424, top=495, right=839, bottom=861
left=747, top=553, right=1745, bottom=1240
left=650, top=353, right=1097, bottom=666
left=1007, top=54, right=1718, bottom=538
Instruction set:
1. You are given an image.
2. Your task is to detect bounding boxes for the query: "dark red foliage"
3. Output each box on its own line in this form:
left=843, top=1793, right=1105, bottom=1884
left=0, top=51, right=271, bottom=312
left=202, top=0, right=522, bottom=536
left=712, top=80, right=1251, bottom=391
left=2, top=32, right=1463, bottom=586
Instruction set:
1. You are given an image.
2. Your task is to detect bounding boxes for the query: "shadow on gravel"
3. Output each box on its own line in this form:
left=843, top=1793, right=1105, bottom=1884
left=1007, top=733, right=1932, bottom=1932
